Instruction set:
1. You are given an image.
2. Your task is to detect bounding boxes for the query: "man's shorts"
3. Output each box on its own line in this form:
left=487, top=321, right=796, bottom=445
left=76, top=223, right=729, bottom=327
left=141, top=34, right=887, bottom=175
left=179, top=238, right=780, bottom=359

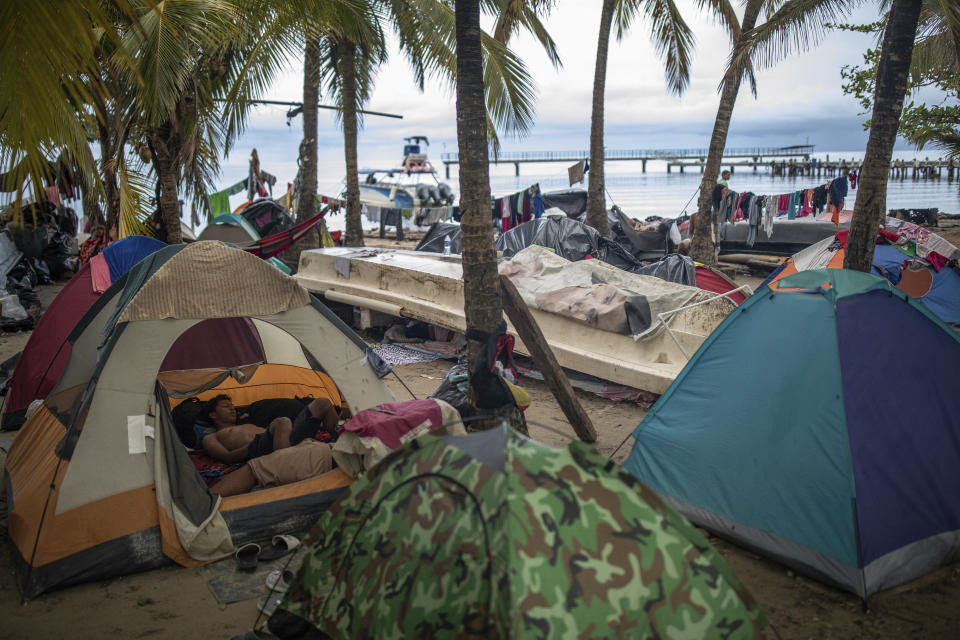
left=246, top=429, right=277, bottom=460
left=291, top=403, right=329, bottom=444
left=246, top=440, right=334, bottom=488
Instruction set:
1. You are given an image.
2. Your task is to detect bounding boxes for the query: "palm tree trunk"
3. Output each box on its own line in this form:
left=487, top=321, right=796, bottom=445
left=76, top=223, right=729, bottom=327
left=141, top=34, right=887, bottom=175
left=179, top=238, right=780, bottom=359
left=844, top=0, right=922, bottom=272
left=585, top=0, right=615, bottom=237
left=690, top=0, right=763, bottom=266
left=150, top=130, right=182, bottom=243
left=455, top=0, right=504, bottom=396
left=286, top=35, right=322, bottom=267
left=296, top=35, right=321, bottom=226
left=341, top=45, right=364, bottom=248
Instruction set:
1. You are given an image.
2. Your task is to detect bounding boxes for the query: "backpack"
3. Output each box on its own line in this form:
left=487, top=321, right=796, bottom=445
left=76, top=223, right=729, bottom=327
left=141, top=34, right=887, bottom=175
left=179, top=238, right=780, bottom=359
left=171, top=397, right=206, bottom=448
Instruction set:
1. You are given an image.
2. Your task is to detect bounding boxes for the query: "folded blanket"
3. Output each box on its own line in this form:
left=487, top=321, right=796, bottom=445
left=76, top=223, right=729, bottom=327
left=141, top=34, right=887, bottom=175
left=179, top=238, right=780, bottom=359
left=332, top=398, right=465, bottom=477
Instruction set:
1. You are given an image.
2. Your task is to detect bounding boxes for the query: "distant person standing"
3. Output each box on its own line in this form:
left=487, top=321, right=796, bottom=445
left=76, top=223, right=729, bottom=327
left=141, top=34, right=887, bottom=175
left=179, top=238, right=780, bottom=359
left=717, top=170, right=731, bottom=187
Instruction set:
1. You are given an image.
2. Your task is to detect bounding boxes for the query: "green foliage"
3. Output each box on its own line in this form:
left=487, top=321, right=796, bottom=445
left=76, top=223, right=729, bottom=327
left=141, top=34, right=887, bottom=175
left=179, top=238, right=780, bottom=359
left=837, top=15, right=960, bottom=158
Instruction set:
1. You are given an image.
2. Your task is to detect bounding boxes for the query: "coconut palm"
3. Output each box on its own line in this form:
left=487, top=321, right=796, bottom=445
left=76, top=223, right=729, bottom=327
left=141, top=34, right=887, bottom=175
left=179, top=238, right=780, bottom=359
left=455, top=0, right=505, bottom=415
left=120, top=0, right=242, bottom=242
left=318, top=30, right=387, bottom=247
left=688, top=0, right=763, bottom=266
left=586, top=0, right=737, bottom=236
left=844, top=0, right=925, bottom=271
left=296, top=36, right=323, bottom=239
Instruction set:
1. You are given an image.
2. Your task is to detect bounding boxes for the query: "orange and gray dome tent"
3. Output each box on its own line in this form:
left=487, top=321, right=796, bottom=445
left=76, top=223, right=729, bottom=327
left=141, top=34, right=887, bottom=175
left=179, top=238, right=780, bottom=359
left=5, top=241, right=396, bottom=598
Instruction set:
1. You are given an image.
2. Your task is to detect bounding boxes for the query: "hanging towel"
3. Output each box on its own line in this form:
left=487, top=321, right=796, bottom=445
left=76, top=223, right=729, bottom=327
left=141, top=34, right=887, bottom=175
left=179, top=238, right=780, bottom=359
left=208, top=190, right=231, bottom=216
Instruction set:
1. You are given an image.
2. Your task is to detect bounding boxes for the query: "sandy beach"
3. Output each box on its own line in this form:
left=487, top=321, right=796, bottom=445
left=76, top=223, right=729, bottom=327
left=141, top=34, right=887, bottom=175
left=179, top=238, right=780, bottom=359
left=2, top=230, right=960, bottom=639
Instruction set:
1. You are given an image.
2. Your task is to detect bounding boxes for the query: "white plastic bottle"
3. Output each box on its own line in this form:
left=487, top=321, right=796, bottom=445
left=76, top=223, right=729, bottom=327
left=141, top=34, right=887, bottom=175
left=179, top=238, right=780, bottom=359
left=443, top=235, right=452, bottom=255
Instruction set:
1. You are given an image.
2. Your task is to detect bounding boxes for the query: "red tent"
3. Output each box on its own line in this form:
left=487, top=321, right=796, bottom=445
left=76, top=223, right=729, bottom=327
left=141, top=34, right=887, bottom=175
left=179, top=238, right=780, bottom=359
left=694, top=265, right=748, bottom=305
left=2, top=263, right=100, bottom=429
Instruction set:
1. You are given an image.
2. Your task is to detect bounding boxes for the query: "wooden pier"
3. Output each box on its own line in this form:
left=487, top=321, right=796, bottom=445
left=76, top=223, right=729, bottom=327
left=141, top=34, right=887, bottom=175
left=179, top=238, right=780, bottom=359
left=439, top=145, right=815, bottom=178
left=667, top=156, right=959, bottom=180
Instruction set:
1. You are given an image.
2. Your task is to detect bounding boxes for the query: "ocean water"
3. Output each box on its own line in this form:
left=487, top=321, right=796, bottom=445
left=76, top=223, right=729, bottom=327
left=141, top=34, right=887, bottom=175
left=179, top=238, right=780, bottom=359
left=479, top=156, right=960, bottom=219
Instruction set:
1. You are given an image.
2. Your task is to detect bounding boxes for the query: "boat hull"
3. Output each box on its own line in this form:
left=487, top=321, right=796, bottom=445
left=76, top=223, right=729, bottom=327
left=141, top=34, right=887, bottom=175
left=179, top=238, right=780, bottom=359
left=295, top=248, right=735, bottom=394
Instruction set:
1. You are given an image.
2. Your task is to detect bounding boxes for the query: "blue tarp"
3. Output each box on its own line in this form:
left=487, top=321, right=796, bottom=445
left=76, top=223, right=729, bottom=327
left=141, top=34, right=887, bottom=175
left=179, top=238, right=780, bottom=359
left=101, top=236, right=167, bottom=283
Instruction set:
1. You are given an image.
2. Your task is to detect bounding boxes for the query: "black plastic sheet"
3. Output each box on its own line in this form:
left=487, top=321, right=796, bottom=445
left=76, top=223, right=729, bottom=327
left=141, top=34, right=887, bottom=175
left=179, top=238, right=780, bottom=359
left=634, top=254, right=697, bottom=286
left=542, top=188, right=587, bottom=216
left=496, top=216, right=647, bottom=274
left=415, top=222, right=462, bottom=253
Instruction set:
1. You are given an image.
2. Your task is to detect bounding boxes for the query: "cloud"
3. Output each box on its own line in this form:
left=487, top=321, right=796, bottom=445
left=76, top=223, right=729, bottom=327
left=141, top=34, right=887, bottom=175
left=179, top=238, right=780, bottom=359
left=222, top=1, right=893, bottom=190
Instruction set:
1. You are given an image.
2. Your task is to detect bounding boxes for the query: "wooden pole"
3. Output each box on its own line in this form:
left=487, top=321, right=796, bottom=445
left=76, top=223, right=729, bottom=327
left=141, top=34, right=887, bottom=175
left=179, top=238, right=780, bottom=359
left=498, top=274, right=598, bottom=443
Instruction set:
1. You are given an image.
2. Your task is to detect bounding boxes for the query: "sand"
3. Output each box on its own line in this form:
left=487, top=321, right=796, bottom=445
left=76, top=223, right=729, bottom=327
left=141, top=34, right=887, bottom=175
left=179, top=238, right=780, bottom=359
left=1, top=234, right=959, bottom=638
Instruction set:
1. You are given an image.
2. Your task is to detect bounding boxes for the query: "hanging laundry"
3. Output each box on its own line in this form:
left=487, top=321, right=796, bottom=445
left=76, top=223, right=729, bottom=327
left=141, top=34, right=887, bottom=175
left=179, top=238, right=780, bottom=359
left=829, top=177, right=848, bottom=208
left=746, top=194, right=763, bottom=247
left=719, top=190, right=739, bottom=223
left=208, top=189, right=231, bottom=216
left=763, top=196, right=777, bottom=237
left=501, top=195, right=513, bottom=232
left=567, top=159, right=589, bottom=186
left=224, top=180, right=246, bottom=197
left=812, top=185, right=828, bottom=215
left=362, top=204, right=381, bottom=224
left=531, top=184, right=545, bottom=219
left=777, top=194, right=789, bottom=215
left=800, top=189, right=813, bottom=217
left=848, top=170, right=858, bottom=190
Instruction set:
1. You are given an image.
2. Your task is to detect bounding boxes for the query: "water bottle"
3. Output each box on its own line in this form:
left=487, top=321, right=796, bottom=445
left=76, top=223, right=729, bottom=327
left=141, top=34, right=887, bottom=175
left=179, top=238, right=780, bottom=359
left=443, top=235, right=451, bottom=255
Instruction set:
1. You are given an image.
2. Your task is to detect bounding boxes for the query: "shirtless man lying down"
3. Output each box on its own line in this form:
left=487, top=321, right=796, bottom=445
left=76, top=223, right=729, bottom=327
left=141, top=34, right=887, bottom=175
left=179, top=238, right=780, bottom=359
left=200, top=394, right=339, bottom=464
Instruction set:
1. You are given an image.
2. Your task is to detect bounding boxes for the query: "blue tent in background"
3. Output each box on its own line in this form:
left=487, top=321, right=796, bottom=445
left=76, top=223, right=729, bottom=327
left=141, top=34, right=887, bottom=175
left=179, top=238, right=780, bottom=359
left=624, top=269, right=960, bottom=598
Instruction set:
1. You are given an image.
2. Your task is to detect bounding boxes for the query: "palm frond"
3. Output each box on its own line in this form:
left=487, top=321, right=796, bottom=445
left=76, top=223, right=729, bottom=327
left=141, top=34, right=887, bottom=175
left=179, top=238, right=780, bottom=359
left=117, top=155, right=155, bottom=238
left=0, top=0, right=122, bottom=206
left=481, top=28, right=537, bottom=137
left=492, top=0, right=562, bottom=68
left=691, top=0, right=742, bottom=44
left=638, top=0, right=696, bottom=95
left=732, top=0, right=862, bottom=71
left=123, top=0, right=239, bottom=127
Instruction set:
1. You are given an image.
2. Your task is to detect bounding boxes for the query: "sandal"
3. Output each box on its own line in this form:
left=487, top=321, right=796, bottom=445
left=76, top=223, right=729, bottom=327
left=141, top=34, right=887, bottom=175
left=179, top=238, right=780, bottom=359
left=236, top=543, right=261, bottom=572
left=258, top=535, right=300, bottom=561
left=265, top=569, right=295, bottom=593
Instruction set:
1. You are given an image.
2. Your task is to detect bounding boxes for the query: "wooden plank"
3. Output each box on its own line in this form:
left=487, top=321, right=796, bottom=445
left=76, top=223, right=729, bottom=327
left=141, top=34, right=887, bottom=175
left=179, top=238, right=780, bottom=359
left=498, top=274, right=597, bottom=443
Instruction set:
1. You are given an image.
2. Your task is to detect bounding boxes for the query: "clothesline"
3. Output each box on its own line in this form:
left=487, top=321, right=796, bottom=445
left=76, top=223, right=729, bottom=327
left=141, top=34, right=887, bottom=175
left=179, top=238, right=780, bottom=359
left=713, top=173, right=854, bottom=247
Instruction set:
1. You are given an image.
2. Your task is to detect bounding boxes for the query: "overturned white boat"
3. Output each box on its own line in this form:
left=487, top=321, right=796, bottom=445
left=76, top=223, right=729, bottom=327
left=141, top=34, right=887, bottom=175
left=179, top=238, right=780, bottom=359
left=295, top=246, right=743, bottom=393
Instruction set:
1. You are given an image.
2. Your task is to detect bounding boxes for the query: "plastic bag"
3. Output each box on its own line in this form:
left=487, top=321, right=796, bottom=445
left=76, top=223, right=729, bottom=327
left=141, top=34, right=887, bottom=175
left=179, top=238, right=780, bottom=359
left=0, top=294, right=28, bottom=321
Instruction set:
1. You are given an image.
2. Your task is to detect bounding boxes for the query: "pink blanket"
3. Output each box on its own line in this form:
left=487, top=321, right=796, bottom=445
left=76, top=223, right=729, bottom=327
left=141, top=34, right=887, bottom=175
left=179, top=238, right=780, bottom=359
left=340, top=399, right=444, bottom=450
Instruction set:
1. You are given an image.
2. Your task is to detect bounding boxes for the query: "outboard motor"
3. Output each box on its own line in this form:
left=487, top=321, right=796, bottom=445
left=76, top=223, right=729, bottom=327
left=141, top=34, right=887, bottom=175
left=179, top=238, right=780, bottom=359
left=437, top=182, right=455, bottom=205
left=427, top=185, right=441, bottom=205
left=415, top=184, right=431, bottom=204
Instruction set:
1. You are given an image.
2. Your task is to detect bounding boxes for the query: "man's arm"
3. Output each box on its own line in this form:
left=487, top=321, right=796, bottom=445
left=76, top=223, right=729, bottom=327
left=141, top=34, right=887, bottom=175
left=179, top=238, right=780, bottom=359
left=202, top=434, right=248, bottom=464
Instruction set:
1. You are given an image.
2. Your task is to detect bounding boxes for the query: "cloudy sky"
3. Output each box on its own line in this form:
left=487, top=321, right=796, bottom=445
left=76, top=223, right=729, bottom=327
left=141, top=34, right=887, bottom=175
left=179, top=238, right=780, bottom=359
left=222, top=2, right=892, bottom=193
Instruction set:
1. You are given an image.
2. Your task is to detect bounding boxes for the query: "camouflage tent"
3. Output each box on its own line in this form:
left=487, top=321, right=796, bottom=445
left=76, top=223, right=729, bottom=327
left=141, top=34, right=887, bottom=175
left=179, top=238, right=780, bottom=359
left=269, top=426, right=767, bottom=639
